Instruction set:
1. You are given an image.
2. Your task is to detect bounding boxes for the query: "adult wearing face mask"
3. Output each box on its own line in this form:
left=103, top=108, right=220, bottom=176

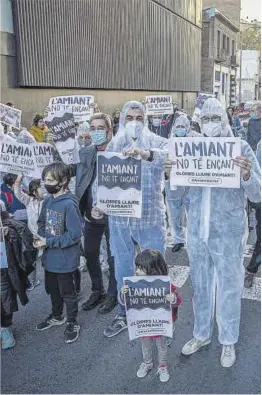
left=148, top=114, right=173, bottom=139
left=165, top=115, right=190, bottom=252
left=247, top=103, right=261, bottom=152
left=92, top=101, right=168, bottom=338
left=29, top=114, right=49, bottom=143
left=69, top=113, right=118, bottom=314
left=181, top=98, right=261, bottom=368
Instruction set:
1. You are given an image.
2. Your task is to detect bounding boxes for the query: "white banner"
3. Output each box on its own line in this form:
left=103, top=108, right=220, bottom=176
left=146, top=95, right=173, bottom=115
left=97, top=152, right=142, bottom=218
left=168, top=137, right=241, bottom=188
left=0, top=103, right=22, bottom=130
left=0, top=141, right=53, bottom=178
left=124, top=276, right=173, bottom=341
left=48, top=95, right=95, bottom=123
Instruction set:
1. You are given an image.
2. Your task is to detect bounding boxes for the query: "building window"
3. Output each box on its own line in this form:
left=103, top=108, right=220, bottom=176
left=215, top=71, right=220, bottom=81
left=223, top=34, right=226, bottom=50
left=232, top=40, right=235, bottom=56
left=222, top=73, right=225, bottom=94
left=227, top=37, right=230, bottom=54
left=217, top=30, right=220, bottom=56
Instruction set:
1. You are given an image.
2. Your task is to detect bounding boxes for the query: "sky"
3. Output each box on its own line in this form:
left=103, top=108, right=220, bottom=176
left=241, top=0, right=261, bottom=21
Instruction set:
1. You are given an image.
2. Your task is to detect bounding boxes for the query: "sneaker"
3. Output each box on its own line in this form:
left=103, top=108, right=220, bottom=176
left=244, top=272, right=255, bottom=288
left=172, top=243, right=184, bottom=253
left=98, top=296, right=117, bottom=314
left=136, top=361, right=153, bottom=378
left=64, top=322, right=80, bottom=344
left=36, top=315, right=67, bottom=331
left=27, top=280, right=41, bottom=292
left=82, top=292, right=106, bottom=311
left=181, top=337, right=211, bottom=355
left=157, top=366, right=170, bottom=383
left=220, top=345, right=236, bottom=368
left=103, top=315, right=128, bottom=338
left=1, top=328, right=16, bottom=350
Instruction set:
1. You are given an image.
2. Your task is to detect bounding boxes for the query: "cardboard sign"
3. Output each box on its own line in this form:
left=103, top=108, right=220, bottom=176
left=146, top=95, right=173, bottom=115
left=168, top=137, right=241, bottom=188
left=124, top=276, right=173, bottom=340
left=97, top=152, right=142, bottom=218
left=48, top=95, right=95, bottom=123
left=0, top=141, right=53, bottom=178
left=45, top=112, right=76, bottom=165
left=0, top=103, right=21, bottom=130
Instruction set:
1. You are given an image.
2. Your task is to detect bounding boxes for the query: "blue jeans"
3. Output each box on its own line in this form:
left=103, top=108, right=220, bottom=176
left=109, top=224, right=165, bottom=316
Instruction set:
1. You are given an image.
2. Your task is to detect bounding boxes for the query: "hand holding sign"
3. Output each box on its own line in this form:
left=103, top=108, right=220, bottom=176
left=234, top=156, right=251, bottom=181
left=123, top=147, right=150, bottom=160
left=91, top=206, right=104, bottom=220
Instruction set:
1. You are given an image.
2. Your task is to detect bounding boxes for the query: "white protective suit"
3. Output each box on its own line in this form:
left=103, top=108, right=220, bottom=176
left=105, top=101, right=168, bottom=314
left=187, top=98, right=261, bottom=345
left=166, top=115, right=190, bottom=245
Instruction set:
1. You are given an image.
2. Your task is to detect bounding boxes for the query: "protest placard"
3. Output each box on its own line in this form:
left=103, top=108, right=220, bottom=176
left=0, top=141, right=53, bottom=178
left=168, top=137, right=241, bottom=188
left=146, top=95, right=173, bottom=116
left=97, top=152, right=142, bottom=218
left=0, top=103, right=22, bottom=130
left=45, top=112, right=76, bottom=164
left=48, top=95, right=95, bottom=123
left=123, top=276, right=173, bottom=341
left=192, top=93, right=215, bottom=123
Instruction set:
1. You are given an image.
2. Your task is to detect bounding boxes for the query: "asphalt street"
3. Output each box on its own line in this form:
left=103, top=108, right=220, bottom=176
left=1, top=245, right=261, bottom=394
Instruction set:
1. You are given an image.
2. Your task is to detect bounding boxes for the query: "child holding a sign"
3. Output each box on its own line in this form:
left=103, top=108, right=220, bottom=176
left=121, top=249, right=181, bottom=383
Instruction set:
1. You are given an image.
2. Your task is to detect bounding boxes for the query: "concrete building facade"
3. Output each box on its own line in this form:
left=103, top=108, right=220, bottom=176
left=202, top=0, right=241, bottom=27
left=1, top=0, right=202, bottom=127
left=201, top=7, right=239, bottom=108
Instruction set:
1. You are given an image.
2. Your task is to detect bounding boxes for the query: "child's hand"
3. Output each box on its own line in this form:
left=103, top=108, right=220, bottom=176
left=166, top=293, right=176, bottom=303
left=15, top=173, right=23, bottom=184
left=121, top=285, right=130, bottom=296
left=91, top=206, right=104, bottom=220
left=34, top=239, right=46, bottom=249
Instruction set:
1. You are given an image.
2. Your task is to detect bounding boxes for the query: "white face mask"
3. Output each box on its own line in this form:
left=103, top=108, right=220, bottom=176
left=152, top=118, right=162, bottom=127
left=125, top=121, right=144, bottom=139
left=202, top=122, right=221, bottom=137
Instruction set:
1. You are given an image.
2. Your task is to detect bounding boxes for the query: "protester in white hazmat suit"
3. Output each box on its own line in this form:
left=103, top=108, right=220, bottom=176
left=165, top=115, right=190, bottom=252
left=92, top=101, right=168, bottom=338
left=181, top=98, right=261, bottom=368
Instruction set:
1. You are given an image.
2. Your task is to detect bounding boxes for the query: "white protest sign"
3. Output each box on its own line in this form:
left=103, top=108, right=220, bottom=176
left=97, top=152, right=142, bottom=218
left=0, top=103, right=22, bottom=130
left=45, top=112, right=76, bottom=165
left=124, top=276, right=173, bottom=341
left=0, top=141, right=53, bottom=178
left=146, top=95, right=173, bottom=116
left=168, top=137, right=241, bottom=188
left=48, top=95, right=95, bottom=123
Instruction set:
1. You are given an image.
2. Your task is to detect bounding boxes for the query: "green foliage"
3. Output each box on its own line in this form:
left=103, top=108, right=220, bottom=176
left=241, top=26, right=261, bottom=50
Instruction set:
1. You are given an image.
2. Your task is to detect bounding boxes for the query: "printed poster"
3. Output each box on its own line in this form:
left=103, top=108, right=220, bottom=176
left=47, top=95, right=95, bottom=123
left=97, top=152, right=142, bottom=218
left=45, top=112, right=76, bottom=164
left=168, top=137, right=241, bottom=188
left=0, top=141, right=53, bottom=178
left=124, top=276, right=173, bottom=341
left=146, top=95, right=173, bottom=116
left=0, top=103, right=22, bottom=130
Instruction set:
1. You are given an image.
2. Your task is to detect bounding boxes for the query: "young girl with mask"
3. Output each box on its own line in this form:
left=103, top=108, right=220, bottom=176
left=14, top=174, right=44, bottom=290
left=121, top=249, right=181, bottom=383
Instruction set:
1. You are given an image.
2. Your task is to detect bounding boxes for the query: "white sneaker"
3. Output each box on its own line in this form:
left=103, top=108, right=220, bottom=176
left=157, top=366, right=170, bottom=383
left=182, top=337, right=211, bottom=355
left=136, top=362, right=153, bottom=378
left=220, top=345, right=236, bottom=368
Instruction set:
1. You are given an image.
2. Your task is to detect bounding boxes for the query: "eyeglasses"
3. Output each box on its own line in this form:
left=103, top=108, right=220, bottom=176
left=202, top=115, right=222, bottom=124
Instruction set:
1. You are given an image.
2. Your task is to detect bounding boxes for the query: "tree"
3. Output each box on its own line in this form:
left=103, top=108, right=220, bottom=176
left=241, top=26, right=261, bottom=51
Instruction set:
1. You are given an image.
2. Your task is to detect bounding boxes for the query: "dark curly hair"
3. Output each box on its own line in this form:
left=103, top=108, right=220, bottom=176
left=42, top=162, right=71, bottom=189
left=135, top=249, right=168, bottom=276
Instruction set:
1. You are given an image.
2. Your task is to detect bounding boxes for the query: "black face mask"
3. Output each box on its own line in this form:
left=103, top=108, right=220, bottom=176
left=44, top=183, right=61, bottom=195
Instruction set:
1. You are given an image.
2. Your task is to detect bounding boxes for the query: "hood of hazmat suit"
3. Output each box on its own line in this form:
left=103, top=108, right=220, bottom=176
left=186, top=97, right=261, bottom=345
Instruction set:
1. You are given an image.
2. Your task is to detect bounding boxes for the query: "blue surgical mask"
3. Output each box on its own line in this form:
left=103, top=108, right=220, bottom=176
left=173, top=128, right=187, bottom=137
left=152, top=118, right=162, bottom=127
left=250, top=113, right=257, bottom=120
left=90, top=130, right=107, bottom=146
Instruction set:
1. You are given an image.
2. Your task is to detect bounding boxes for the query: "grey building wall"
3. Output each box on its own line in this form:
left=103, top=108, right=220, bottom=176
left=12, top=0, right=201, bottom=91
left=202, top=0, right=241, bottom=27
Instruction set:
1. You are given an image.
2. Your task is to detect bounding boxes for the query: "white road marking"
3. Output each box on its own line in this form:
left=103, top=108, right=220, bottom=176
left=169, top=265, right=261, bottom=302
